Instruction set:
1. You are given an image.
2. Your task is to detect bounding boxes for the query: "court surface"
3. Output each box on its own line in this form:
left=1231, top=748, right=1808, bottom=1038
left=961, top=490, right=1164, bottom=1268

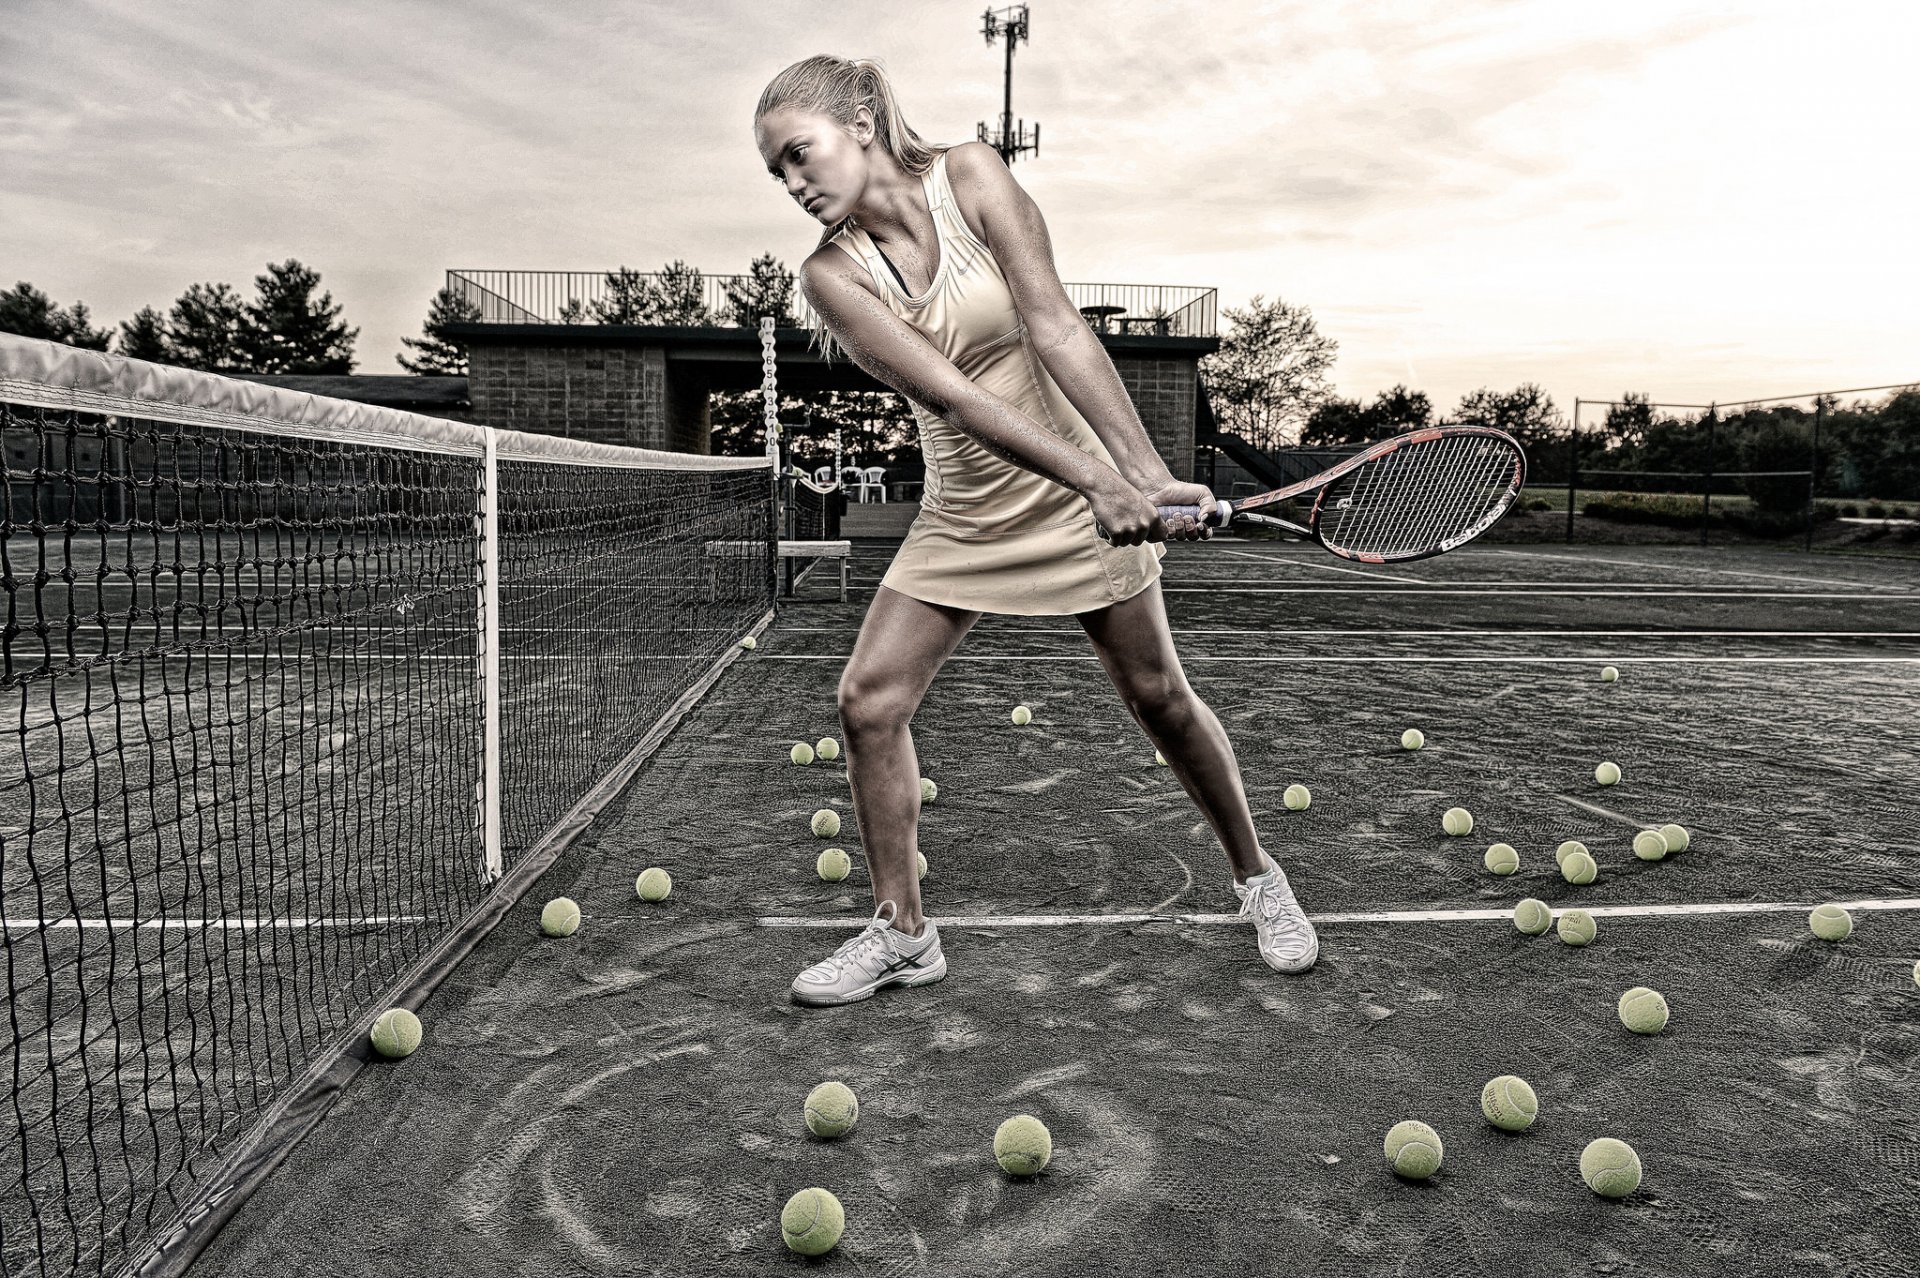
left=192, top=540, right=1920, bottom=1277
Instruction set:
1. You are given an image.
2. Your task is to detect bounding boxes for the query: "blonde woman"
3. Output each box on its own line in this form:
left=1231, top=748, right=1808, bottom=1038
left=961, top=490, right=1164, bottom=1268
left=755, top=55, right=1316, bottom=1007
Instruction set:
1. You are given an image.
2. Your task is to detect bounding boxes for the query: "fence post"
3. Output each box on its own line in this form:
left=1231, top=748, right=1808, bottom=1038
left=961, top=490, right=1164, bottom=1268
left=1700, top=405, right=1716, bottom=546
left=1565, top=400, right=1580, bottom=543
left=1805, top=400, right=1824, bottom=553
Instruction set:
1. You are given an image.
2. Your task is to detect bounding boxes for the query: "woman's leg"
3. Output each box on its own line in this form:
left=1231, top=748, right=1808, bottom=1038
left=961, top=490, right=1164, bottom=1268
left=1075, top=579, right=1270, bottom=882
left=838, top=585, right=981, bottom=936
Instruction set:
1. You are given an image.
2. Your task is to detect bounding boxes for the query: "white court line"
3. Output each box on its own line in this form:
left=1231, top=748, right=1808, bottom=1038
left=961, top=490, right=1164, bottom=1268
left=773, top=628, right=1920, bottom=639
left=1207, top=544, right=1430, bottom=585
left=1487, top=546, right=1905, bottom=590
left=2, top=915, right=430, bottom=932
left=755, top=654, right=1920, bottom=664
left=1156, top=588, right=1914, bottom=598
left=760, top=897, right=1920, bottom=929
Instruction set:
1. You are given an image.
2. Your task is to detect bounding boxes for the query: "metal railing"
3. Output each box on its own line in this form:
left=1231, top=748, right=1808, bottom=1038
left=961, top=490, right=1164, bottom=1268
left=446, top=269, right=1217, bottom=338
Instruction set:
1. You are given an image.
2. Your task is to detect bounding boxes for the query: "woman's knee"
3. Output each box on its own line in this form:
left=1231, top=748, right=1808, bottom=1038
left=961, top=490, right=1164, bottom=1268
left=838, top=672, right=916, bottom=734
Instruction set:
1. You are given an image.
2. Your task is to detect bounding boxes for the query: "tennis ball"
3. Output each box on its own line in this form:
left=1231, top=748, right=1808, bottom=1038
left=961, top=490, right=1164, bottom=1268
left=993, top=1114, right=1052, bottom=1176
left=811, top=809, right=841, bottom=837
left=780, top=1187, right=844, bottom=1256
left=1600, top=666, right=1619, bottom=682
left=1632, top=830, right=1670, bottom=861
left=1154, top=749, right=1167, bottom=765
left=816, top=848, right=851, bottom=882
left=1580, top=1137, right=1643, bottom=1199
left=369, top=1007, right=422, bottom=1059
left=1912, top=958, right=1919, bottom=989
left=1595, top=761, right=1621, bottom=786
left=1284, top=783, right=1312, bottom=811
left=1383, top=1119, right=1443, bottom=1179
left=916, top=851, right=928, bottom=880
left=803, top=1081, right=859, bottom=1138
left=739, top=635, right=757, bottom=651
left=1401, top=728, right=1425, bottom=750
left=816, top=737, right=840, bottom=761
left=1555, top=839, right=1588, bottom=868
left=1618, top=986, right=1669, bottom=1034
left=1658, top=823, right=1690, bottom=852
left=539, top=897, right=581, bottom=937
left=1514, top=898, right=1553, bottom=936
left=1560, top=850, right=1598, bottom=885
left=1809, top=903, right=1853, bottom=942
left=1483, top=843, right=1519, bottom=875
left=1442, top=807, right=1473, bottom=836
left=920, top=777, right=938, bottom=804
left=1011, top=705, right=1032, bottom=726
left=790, top=742, right=815, bottom=766
left=1557, top=908, right=1597, bottom=946
left=635, top=866, right=672, bottom=902
left=1480, top=1075, right=1538, bottom=1132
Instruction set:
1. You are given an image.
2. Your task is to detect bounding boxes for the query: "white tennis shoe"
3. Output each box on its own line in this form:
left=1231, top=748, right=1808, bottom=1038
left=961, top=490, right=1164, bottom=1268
left=1233, top=856, right=1319, bottom=973
left=790, top=899, right=947, bottom=1007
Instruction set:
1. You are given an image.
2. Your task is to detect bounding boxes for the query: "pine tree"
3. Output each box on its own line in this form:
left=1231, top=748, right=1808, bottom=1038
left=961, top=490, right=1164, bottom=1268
left=117, top=306, right=172, bottom=361
left=239, top=259, right=357, bottom=373
left=397, top=286, right=482, bottom=374
left=722, top=253, right=798, bottom=328
left=167, top=282, right=248, bottom=371
left=0, top=282, right=111, bottom=349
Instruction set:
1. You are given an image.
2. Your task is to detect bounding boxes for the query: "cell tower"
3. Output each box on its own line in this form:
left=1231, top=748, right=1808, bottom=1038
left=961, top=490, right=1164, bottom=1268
left=977, top=5, right=1040, bottom=167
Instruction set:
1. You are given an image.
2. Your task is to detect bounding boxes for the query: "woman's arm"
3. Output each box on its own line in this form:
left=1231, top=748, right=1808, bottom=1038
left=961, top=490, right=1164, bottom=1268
left=947, top=143, right=1176, bottom=492
left=799, top=251, right=1144, bottom=511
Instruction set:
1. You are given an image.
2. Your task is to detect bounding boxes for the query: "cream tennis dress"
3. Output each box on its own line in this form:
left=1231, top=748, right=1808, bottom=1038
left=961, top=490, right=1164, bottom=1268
left=827, top=150, right=1165, bottom=616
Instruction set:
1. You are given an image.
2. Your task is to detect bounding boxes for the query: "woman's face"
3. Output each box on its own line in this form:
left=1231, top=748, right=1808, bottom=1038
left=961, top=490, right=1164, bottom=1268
left=758, top=106, right=871, bottom=224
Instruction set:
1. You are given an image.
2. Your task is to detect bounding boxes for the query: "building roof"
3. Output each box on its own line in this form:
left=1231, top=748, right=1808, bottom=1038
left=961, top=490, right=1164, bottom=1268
left=230, top=374, right=470, bottom=410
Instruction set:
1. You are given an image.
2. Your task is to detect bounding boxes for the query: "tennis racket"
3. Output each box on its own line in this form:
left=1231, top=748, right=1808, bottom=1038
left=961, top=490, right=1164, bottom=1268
left=1098, top=425, right=1527, bottom=563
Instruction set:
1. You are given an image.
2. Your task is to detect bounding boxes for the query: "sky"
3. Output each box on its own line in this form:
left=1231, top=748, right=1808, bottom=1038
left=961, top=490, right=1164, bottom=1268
left=5, top=0, right=1917, bottom=418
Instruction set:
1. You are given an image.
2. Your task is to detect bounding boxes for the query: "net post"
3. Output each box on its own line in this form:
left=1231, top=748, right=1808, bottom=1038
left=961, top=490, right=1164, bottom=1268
left=479, top=427, right=504, bottom=884
left=1566, top=400, right=1580, bottom=543
left=761, top=316, right=781, bottom=604
left=1806, top=399, right=1823, bottom=552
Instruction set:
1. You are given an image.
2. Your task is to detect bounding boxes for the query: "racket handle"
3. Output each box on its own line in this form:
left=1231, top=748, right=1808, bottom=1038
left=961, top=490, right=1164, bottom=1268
left=1096, top=498, right=1232, bottom=543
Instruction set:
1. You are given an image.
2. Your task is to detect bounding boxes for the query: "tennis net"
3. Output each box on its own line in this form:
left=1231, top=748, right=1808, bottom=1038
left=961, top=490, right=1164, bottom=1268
left=0, top=335, right=774, bottom=1278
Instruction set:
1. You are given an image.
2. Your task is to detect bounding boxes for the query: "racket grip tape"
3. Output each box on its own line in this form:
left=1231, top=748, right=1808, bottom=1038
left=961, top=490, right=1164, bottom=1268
left=1095, top=498, right=1233, bottom=543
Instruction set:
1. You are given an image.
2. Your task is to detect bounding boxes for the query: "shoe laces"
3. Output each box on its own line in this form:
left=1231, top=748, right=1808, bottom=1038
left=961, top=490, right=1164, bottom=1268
left=1238, top=874, right=1309, bottom=943
left=823, top=902, right=903, bottom=975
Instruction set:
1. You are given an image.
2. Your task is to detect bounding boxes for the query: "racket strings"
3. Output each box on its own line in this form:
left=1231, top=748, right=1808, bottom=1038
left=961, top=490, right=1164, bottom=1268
left=1317, top=434, right=1520, bottom=558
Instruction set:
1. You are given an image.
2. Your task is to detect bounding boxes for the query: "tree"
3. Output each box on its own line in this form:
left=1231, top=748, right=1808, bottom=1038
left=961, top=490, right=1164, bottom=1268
left=589, top=260, right=712, bottom=325
left=1454, top=383, right=1565, bottom=459
left=722, top=252, right=798, bottom=329
left=0, top=282, right=111, bottom=348
left=1198, top=295, right=1337, bottom=451
left=238, top=259, right=358, bottom=373
left=1299, top=384, right=1431, bottom=447
left=397, top=286, right=482, bottom=374
left=167, top=282, right=248, bottom=372
left=117, top=306, right=172, bottom=361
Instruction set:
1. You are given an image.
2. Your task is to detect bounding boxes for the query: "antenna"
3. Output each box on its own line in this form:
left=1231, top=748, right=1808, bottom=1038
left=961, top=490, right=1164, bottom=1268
left=977, top=5, right=1039, bottom=166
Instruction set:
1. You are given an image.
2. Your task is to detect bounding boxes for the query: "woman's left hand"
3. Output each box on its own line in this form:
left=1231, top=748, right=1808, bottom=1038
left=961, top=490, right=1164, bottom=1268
left=1136, top=479, right=1223, bottom=540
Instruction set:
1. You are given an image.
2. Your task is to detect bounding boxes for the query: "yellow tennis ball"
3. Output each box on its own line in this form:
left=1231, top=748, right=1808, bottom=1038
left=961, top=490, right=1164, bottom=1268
left=815, top=737, right=840, bottom=761
left=811, top=809, right=841, bottom=837
left=1154, top=749, right=1167, bottom=765
left=1011, top=705, right=1032, bottom=726
left=1442, top=807, right=1473, bottom=836
left=803, top=1081, right=859, bottom=1137
left=369, top=1007, right=422, bottom=1059
left=1632, top=830, right=1670, bottom=861
left=790, top=742, right=815, bottom=766
left=780, top=1187, right=844, bottom=1256
left=1383, top=1119, right=1443, bottom=1179
left=1600, top=666, right=1619, bottom=682
left=1912, top=958, right=1919, bottom=989
left=916, top=851, right=928, bottom=880
left=1658, top=823, right=1689, bottom=852
left=1595, top=761, right=1621, bottom=786
left=920, top=777, right=937, bottom=804
left=1618, top=986, right=1669, bottom=1034
left=1557, top=908, right=1597, bottom=946
left=1560, top=850, right=1598, bottom=885
left=1809, top=903, right=1853, bottom=941
left=1401, top=728, right=1424, bottom=750
left=1284, top=784, right=1311, bottom=811
left=1480, top=1076, right=1538, bottom=1132
left=1483, top=843, right=1519, bottom=875
left=739, top=635, right=757, bottom=651
left=635, top=866, right=672, bottom=902
left=816, top=848, right=851, bottom=882
left=539, top=897, right=581, bottom=937
left=1580, top=1137, right=1643, bottom=1198
left=1555, top=839, right=1588, bottom=868
left=1514, top=898, right=1553, bottom=936
left=993, top=1114, right=1052, bottom=1175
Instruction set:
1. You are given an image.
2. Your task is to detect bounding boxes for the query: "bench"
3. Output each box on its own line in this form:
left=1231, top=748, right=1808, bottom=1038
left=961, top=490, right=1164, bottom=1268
left=704, top=538, right=852, bottom=602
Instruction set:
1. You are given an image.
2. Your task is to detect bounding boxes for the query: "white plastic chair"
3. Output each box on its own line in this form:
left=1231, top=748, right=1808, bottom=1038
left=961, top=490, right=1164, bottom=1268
left=838, top=465, right=866, bottom=500
left=860, top=466, right=887, bottom=502
left=811, top=465, right=835, bottom=486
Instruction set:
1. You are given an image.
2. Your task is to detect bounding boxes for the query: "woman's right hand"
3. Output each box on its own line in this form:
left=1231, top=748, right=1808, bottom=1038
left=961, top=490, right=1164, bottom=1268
left=1087, top=481, right=1165, bottom=546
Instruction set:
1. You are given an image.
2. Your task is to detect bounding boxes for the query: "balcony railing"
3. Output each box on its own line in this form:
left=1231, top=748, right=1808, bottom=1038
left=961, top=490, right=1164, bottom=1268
left=446, top=269, right=1216, bottom=339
